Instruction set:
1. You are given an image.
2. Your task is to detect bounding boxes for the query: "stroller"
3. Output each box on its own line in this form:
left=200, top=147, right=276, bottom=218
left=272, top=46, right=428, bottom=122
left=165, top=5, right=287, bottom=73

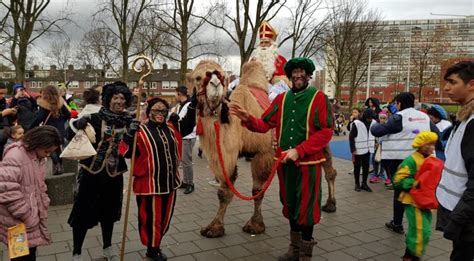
left=334, top=113, right=347, bottom=136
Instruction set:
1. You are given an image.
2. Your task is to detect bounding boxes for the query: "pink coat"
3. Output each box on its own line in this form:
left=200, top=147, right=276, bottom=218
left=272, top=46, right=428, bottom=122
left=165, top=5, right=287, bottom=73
left=0, top=142, right=51, bottom=248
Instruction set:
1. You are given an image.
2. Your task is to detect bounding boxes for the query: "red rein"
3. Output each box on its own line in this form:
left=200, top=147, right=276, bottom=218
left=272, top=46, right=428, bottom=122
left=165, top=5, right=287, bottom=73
left=213, top=121, right=284, bottom=200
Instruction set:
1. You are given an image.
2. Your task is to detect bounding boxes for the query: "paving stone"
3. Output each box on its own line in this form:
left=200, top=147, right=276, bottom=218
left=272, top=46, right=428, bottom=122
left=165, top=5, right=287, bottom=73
left=240, top=240, right=274, bottom=254
left=348, top=231, right=380, bottom=243
left=174, top=221, right=200, bottom=233
left=322, top=250, right=359, bottom=261
left=169, top=242, right=201, bottom=256
left=168, top=254, right=196, bottom=261
left=220, top=233, right=250, bottom=246
left=171, top=231, right=201, bottom=243
left=37, top=241, right=70, bottom=256
left=36, top=256, right=56, bottom=261
left=362, top=241, right=399, bottom=255
left=193, top=238, right=227, bottom=251
left=192, top=250, right=228, bottom=261
left=316, top=239, right=346, bottom=252
left=218, top=245, right=252, bottom=259
left=342, top=245, right=378, bottom=259
left=331, top=235, right=363, bottom=247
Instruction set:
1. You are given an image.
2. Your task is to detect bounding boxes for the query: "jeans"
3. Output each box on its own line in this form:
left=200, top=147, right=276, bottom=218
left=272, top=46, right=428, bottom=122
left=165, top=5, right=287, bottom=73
left=182, top=138, right=196, bottom=185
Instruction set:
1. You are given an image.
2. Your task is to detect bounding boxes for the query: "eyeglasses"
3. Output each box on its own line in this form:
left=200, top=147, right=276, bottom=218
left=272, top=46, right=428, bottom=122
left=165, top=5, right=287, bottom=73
left=150, top=109, right=168, bottom=115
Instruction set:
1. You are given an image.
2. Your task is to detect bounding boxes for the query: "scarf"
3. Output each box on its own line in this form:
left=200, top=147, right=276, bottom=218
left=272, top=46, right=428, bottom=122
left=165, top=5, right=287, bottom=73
left=98, top=107, right=132, bottom=128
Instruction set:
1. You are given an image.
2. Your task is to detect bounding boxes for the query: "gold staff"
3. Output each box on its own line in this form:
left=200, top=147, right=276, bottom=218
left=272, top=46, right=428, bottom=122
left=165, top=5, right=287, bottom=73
left=120, top=55, right=153, bottom=261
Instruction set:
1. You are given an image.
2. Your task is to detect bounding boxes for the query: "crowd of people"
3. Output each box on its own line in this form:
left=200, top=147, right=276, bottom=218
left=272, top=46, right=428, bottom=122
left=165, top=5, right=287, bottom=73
left=344, top=61, right=474, bottom=261
left=0, top=19, right=472, bottom=261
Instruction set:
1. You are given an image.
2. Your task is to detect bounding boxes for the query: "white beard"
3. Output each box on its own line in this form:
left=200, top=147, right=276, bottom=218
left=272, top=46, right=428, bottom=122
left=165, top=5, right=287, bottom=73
left=252, top=44, right=279, bottom=81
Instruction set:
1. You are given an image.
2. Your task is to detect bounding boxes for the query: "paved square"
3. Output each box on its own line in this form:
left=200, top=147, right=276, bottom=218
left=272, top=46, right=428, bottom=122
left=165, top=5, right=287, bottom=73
left=0, top=138, right=451, bottom=261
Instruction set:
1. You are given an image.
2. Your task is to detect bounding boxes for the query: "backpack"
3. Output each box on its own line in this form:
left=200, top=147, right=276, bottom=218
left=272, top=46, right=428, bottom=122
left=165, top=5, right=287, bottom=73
left=410, top=156, right=443, bottom=209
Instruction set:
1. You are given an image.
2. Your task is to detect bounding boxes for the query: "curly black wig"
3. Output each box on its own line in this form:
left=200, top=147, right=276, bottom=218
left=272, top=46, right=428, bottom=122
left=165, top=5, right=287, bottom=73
left=101, top=81, right=132, bottom=109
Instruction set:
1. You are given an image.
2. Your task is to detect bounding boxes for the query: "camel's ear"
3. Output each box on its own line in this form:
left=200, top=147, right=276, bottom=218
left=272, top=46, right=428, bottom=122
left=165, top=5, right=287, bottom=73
left=220, top=102, right=230, bottom=124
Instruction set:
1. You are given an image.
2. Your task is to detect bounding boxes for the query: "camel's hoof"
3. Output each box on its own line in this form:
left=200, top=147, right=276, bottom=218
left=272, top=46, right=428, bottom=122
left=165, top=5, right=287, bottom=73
left=242, top=219, right=266, bottom=234
left=322, top=201, right=336, bottom=213
left=200, top=224, right=225, bottom=238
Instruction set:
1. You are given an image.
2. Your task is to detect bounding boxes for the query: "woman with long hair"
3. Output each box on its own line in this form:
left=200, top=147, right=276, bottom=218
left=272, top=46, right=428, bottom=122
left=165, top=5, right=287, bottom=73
left=30, top=85, right=71, bottom=175
left=0, top=126, right=62, bottom=261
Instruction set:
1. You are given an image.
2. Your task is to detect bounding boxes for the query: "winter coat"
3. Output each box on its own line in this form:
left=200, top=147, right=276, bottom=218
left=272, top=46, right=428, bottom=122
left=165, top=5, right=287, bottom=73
left=11, top=96, right=37, bottom=130
left=30, top=97, right=71, bottom=140
left=0, top=142, right=51, bottom=248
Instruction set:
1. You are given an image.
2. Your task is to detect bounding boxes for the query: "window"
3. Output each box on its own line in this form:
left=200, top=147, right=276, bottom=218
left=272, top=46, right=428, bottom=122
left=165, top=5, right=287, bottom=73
left=85, top=81, right=91, bottom=88
left=169, top=81, right=178, bottom=89
left=162, top=81, right=170, bottom=89
left=31, top=81, right=37, bottom=88
left=38, top=82, right=43, bottom=88
left=69, top=81, right=79, bottom=89
left=150, top=82, right=157, bottom=89
left=49, top=81, right=58, bottom=86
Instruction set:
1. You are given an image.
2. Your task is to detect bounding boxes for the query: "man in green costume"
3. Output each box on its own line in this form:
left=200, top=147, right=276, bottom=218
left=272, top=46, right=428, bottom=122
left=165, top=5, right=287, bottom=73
left=230, top=57, right=333, bottom=260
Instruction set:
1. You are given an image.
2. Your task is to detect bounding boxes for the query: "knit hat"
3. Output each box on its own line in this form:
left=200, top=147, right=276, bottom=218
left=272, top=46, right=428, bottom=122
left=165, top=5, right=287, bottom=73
left=379, top=111, right=388, bottom=118
left=13, top=83, right=25, bottom=94
left=284, top=57, right=315, bottom=78
left=412, top=131, right=438, bottom=148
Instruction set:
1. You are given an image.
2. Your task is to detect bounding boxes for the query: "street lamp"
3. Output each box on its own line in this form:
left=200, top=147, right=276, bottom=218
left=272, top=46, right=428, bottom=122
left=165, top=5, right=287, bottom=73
left=366, top=45, right=373, bottom=100
left=406, top=32, right=412, bottom=92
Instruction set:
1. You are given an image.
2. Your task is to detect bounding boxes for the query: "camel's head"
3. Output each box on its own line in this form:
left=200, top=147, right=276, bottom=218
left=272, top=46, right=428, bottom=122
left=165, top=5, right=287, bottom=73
left=191, top=60, right=228, bottom=120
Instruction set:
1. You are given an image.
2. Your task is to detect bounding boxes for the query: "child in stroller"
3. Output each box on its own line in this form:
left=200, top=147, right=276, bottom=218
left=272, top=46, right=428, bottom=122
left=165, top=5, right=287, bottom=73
left=334, top=113, right=347, bottom=136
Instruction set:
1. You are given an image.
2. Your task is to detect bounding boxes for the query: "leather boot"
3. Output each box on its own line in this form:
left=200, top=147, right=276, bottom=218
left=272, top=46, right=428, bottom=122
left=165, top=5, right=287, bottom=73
left=278, top=231, right=301, bottom=261
left=299, top=239, right=317, bottom=261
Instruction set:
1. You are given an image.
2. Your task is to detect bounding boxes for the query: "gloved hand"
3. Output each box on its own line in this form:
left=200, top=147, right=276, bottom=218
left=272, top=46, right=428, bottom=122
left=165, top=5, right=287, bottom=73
left=74, top=116, right=89, bottom=130
left=128, top=120, right=141, bottom=136
left=189, top=87, right=198, bottom=108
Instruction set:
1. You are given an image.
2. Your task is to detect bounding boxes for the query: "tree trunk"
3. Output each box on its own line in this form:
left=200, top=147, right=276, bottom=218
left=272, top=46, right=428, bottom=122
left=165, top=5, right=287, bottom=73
left=348, top=87, right=356, bottom=110
left=122, top=57, right=128, bottom=83
left=180, top=27, right=188, bottom=85
left=15, top=44, right=27, bottom=84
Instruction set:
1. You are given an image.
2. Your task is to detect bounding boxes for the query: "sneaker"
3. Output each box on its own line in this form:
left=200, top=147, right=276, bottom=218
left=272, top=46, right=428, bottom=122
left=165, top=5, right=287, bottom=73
left=208, top=180, right=220, bottom=187
left=72, top=254, right=83, bottom=261
left=369, top=177, right=382, bottom=183
left=184, top=184, right=194, bottom=194
left=103, top=246, right=119, bottom=261
left=360, top=184, right=373, bottom=192
left=385, top=221, right=404, bottom=234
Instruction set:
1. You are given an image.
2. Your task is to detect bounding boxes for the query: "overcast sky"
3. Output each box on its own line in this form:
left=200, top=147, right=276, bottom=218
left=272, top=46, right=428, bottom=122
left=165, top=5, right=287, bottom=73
left=27, top=0, right=474, bottom=74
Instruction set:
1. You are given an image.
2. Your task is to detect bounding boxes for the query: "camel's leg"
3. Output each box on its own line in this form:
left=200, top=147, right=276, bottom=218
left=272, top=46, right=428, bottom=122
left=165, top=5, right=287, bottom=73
left=242, top=152, right=272, bottom=234
left=322, top=145, right=337, bottom=213
left=200, top=166, right=237, bottom=238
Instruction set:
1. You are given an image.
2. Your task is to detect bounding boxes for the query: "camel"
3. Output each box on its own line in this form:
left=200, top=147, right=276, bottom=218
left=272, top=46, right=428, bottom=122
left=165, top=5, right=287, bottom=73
left=192, top=60, right=274, bottom=238
left=192, top=59, right=338, bottom=238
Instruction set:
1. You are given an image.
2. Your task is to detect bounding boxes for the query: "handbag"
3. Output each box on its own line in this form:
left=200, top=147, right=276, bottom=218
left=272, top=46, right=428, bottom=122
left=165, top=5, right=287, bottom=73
left=84, top=123, right=96, bottom=144
left=374, top=144, right=382, bottom=162
left=60, top=130, right=97, bottom=160
left=39, top=112, right=52, bottom=126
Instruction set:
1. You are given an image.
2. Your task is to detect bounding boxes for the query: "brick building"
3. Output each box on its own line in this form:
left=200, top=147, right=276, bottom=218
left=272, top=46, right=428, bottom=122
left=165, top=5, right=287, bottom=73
left=0, top=64, right=187, bottom=103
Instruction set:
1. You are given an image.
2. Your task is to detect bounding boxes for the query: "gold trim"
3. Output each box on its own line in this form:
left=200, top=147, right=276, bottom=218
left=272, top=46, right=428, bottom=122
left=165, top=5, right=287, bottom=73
left=278, top=93, right=287, bottom=145
left=306, top=90, right=319, bottom=140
